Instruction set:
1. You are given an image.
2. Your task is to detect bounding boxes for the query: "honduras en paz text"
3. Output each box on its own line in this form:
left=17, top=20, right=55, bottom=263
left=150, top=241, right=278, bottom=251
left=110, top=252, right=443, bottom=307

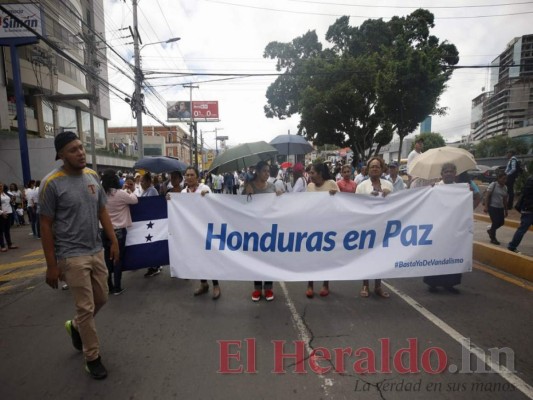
left=205, top=221, right=433, bottom=252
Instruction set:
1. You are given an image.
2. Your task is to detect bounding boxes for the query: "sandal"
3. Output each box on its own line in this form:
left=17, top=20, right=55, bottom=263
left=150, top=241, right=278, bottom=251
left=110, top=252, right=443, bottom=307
left=193, top=283, right=209, bottom=296
left=319, top=287, right=329, bottom=297
left=374, top=286, right=390, bottom=298
left=305, top=287, right=314, bottom=298
left=360, top=285, right=369, bottom=298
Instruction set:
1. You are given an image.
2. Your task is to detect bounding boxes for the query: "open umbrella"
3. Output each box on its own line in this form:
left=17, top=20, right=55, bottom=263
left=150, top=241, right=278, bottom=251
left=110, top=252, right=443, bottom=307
left=280, top=161, right=293, bottom=169
left=209, top=141, right=278, bottom=174
left=133, top=156, right=188, bottom=173
left=269, top=134, right=314, bottom=155
left=408, top=147, right=477, bottom=180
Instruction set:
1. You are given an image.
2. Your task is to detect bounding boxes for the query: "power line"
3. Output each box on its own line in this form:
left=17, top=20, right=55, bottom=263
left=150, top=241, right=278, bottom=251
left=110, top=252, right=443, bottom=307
left=203, top=0, right=533, bottom=19
left=288, top=0, right=533, bottom=9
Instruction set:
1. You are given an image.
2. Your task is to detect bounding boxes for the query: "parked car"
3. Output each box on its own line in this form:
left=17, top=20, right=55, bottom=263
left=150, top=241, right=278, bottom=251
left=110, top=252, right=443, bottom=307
left=480, top=165, right=506, bottom=183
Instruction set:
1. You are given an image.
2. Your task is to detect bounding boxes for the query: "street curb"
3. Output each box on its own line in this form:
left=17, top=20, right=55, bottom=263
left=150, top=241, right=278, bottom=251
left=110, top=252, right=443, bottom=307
left=474, top=213, right=533, bottom=231
left=473, top=241, right=533, bottom=282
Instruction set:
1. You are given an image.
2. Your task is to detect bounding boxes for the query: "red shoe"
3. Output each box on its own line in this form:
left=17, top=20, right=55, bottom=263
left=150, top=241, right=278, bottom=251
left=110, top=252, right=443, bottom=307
left=264, top=289, right=274, bottom=301
left=252, top=290, right=261, bottom=302
left=305, top=287, right=314, bottom=298
left=319, top=287, right=329, bottom=297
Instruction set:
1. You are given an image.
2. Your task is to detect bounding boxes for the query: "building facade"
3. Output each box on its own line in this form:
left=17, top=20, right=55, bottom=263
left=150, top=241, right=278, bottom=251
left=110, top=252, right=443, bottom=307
left=0, top=0, right=110, bottom=145
left=108, top=125, right=192, bottom=165
left=469, top=34, right=533, bottom=142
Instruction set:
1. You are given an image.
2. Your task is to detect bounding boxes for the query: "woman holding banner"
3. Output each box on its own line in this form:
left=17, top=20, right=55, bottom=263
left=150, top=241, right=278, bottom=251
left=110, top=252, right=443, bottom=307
left=355, top=157, right=393, bottom=299
left=244, top=161, right=282, bottom=302
left=423, top=163, right=464, bottom=293
left=305, top=163, right=339, bottom=298
left=182, top=166, right=221, bottom=300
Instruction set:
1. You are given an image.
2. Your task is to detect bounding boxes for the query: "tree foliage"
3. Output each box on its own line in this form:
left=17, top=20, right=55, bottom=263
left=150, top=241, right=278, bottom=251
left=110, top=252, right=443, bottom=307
left=411, top=132, right=446, bottom=152
left=473, top=136, right=529, bottom=158
left=263, top=9, right=459, bottom=163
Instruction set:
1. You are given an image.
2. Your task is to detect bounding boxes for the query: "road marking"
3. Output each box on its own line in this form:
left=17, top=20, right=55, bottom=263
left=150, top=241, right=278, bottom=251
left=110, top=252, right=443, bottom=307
left=0, top=284, right=16, bottom=293
left=474, top=263, right=533, bottom=291
left=0, top=266, right=45, bottom=282
left=383, top=281, right=533, bottom=399
left=0, top=258, right=45, bottom=272
left=23, top=249, right=44, bottom=257
left=280, top=282, right=333, bottom=396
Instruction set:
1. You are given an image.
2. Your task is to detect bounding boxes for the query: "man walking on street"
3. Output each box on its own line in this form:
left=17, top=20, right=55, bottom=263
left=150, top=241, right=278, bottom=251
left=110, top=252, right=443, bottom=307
left=508, top=174, right=533, bottom=253
left=40, top=131, right=118, bottom=380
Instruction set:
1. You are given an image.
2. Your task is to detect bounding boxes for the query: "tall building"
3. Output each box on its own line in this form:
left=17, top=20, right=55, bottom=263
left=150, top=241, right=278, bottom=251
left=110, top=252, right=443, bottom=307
left=0, top=0, right=110, bottom=146
left=469, top=35, right=533, bottom=142
left=420, top=116, right=432, bottom=134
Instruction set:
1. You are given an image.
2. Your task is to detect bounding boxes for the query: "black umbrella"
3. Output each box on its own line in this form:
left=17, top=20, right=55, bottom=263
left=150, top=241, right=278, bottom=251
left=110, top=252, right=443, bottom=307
left=133, top=156, right=188, bottom=173
left=269, top=134, right=314, bottom=155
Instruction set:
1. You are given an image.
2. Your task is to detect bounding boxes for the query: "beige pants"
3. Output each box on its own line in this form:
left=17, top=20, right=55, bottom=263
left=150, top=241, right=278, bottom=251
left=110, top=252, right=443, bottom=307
left=58, top=250, right=108, bottom=361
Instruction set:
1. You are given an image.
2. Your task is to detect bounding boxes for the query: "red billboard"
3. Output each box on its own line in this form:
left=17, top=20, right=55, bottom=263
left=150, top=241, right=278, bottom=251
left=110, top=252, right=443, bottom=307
left=167, top=101, right=219, bottom=121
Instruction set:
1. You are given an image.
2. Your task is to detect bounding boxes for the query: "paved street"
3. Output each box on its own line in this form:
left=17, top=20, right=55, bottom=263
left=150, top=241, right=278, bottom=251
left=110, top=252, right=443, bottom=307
left=1, top=223, right=532, bottom=400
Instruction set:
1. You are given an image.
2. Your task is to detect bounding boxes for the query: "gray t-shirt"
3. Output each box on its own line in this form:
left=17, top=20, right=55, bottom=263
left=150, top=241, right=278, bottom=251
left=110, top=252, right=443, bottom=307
left=487, top=181, right=508, bottom=208
left=246, top=181, right=276, bottom=194
left=39, top=167, right=106, bottom=259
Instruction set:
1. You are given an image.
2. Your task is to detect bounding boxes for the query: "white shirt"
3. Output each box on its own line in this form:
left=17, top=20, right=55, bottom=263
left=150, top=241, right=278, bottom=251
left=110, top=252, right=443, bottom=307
left=407, top=149, right=421, bottom=173
left=0, top=192, right=13, bottom=215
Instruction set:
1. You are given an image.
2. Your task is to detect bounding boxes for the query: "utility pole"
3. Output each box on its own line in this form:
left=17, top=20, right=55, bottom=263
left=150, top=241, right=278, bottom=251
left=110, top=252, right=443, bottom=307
left=183, top=83, right=198, bottom=167
left=132, top=0, right=144, bottom=158
left=82, top=22, right=99, bottom=170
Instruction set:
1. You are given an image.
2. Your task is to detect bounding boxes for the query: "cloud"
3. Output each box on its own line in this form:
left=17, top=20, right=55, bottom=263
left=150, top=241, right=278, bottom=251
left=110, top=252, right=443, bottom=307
left=104, top=0, right=532, bottom=148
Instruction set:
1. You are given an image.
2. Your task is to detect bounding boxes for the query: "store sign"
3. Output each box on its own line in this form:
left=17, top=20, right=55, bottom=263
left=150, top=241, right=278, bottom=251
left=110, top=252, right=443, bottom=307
left=0, top=3, right=42, bottom=38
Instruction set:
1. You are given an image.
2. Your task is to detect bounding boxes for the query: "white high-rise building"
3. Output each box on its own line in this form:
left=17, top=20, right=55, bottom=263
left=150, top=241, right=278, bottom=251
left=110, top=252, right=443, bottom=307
left=469, top=35, right=533, bottom=142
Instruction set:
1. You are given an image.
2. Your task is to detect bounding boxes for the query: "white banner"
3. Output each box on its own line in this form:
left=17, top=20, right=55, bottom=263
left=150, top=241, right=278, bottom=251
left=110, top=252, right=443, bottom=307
left=168, top=185, right=473, bottom=281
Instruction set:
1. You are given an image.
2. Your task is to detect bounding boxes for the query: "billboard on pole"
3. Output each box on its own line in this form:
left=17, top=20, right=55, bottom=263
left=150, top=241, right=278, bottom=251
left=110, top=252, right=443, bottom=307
left=167, top=101, right=219, bottom=121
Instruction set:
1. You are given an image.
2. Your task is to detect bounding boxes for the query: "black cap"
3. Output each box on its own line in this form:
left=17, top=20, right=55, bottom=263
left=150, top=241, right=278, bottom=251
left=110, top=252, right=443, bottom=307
left=55, top=131, right=79, bottom=160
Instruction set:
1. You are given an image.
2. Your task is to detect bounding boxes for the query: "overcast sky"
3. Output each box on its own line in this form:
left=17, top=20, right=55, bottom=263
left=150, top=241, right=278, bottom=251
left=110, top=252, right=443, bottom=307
left=103, top=0, right=532, bottom=151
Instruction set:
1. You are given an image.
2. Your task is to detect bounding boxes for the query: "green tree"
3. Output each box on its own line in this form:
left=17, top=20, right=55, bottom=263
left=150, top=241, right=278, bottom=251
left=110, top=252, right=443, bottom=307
left=375, top=9, right=459, bottom=163
left=264, top=10, right=458, bottom=164
left=410, top=132, right=446, bottom=152
left=474, top=136, right=528, bottom=158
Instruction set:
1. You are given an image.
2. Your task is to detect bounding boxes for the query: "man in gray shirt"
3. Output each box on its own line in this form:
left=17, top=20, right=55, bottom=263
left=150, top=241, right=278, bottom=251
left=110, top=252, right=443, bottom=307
left=40, top=131, right=118, bottom=380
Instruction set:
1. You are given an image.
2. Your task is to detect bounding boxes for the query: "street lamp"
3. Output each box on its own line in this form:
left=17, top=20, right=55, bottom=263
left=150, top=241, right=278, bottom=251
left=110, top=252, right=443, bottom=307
left=132, top=35, right=181, bottom=158
left=204, top=128, right=225, bottom=155
left=140, top=37, right=181, bottom=51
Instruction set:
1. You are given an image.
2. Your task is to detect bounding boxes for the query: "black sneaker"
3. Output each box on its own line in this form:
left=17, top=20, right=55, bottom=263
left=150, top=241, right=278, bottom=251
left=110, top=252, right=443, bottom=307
left=113, top=288, right=126, bottom=296
left=144, top=267, right=161, bottom=277
left=85, top=356, right=108, bottom=380
left=65, top=320, right=82, bottom=351
left=508, top=247, right=521, bottom=254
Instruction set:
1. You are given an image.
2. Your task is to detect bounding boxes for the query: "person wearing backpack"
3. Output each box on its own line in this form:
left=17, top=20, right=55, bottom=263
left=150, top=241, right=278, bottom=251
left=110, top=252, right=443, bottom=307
left=505, top=149, right=521, bottom=209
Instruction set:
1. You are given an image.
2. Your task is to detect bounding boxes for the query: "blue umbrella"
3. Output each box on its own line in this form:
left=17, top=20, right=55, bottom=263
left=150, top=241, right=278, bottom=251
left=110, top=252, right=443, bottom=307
left=269, top=134, right=314, bottom=155
left=133, top=156, right=188, bottom=173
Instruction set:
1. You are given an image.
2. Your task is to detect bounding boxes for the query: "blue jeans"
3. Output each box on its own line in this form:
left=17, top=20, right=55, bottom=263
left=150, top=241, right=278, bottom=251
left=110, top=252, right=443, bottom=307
left=102, top=228, right=127, bottom=291
left=508, top=212, right=533, bottom=250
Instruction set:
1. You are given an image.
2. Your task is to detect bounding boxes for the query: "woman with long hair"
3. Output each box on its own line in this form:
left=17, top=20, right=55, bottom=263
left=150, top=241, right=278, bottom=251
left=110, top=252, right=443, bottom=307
left=244, top=160, right=281, bottom=302
left=305, top=163, right=339, bottom=298
left=182, top=166, right=221, bottom=300
left=100, top=169, right=138, bottom=294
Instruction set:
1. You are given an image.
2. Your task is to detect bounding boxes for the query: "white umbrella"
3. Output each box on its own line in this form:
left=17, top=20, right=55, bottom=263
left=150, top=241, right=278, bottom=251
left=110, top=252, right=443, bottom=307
left=408, top=147, right=477, bottom=180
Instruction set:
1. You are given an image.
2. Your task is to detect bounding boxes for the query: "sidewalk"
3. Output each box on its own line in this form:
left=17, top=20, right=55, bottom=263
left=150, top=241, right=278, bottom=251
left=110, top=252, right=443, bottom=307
left=473, top=213, right=533, bottom=282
